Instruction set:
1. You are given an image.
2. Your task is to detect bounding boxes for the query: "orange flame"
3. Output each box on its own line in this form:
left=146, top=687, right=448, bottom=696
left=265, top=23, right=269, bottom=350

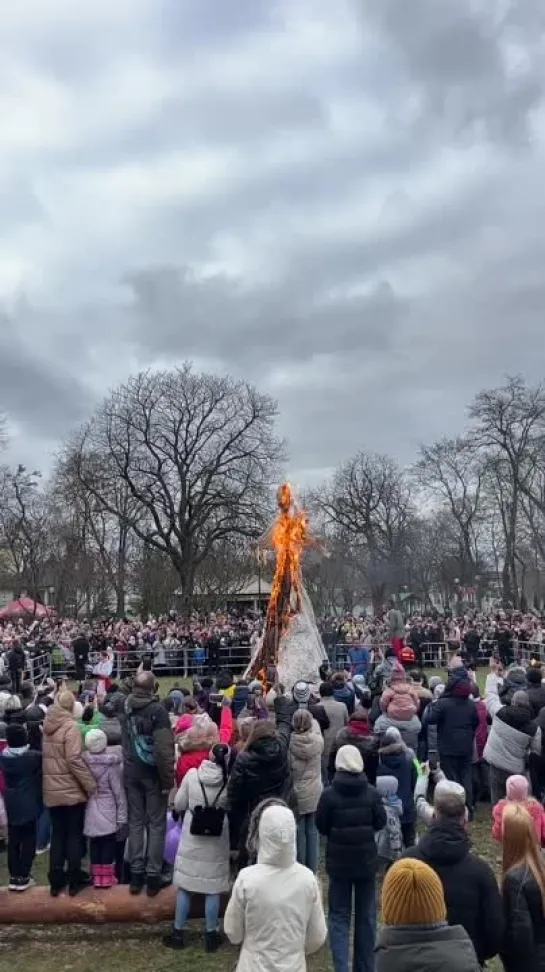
left=267, top=483, right=309, bottom=655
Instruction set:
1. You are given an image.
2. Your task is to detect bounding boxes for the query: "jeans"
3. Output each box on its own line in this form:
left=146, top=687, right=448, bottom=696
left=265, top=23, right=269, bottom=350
left=8, top=821, right=36, bottom=880
left=328, top=877, right=377, bottom=972
left=126, top=776, right=168, bottom=877
left=296, top=813, right=319, bottom=873
left=174, top=888, right=220, bottom=932
left=37, top=807, right=51, bottom=850
left=489, top=764, right=513, bottom=805
left=440, top=755, right=474, bottom=809
left=48, top=804, right=86, bottom=891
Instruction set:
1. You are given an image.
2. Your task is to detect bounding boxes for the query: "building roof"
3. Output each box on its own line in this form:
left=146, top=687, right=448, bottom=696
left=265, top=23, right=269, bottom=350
left=234, top=576, right=272, bottom=597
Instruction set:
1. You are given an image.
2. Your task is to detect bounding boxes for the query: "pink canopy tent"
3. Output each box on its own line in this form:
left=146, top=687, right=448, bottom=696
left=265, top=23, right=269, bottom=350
left=0, top=597, right=55, bottom=621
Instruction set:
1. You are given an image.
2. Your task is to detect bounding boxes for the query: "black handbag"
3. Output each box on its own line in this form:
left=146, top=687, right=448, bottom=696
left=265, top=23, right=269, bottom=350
left=190, top=779, right=226, bottom=837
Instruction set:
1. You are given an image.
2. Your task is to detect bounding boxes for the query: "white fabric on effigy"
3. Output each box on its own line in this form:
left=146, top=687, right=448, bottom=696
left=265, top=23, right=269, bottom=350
left=246, top=583, right=327, bottom=692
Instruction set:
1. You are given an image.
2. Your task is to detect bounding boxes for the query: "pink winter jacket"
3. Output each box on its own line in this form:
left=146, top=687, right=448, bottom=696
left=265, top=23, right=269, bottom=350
left=492, top=798, right=545, bottom=845
left=380, top=682, right=419, bottom=721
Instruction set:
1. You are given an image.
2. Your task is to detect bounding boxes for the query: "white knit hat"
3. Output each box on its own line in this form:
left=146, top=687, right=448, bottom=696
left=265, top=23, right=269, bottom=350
left=85, top=728, right=108, bottom=754
left=335, top=744, right=364, bottom=774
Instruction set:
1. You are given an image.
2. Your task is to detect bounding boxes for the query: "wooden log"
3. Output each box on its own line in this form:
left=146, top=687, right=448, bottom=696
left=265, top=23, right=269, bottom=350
left=0, top=885, right=228, bottom=925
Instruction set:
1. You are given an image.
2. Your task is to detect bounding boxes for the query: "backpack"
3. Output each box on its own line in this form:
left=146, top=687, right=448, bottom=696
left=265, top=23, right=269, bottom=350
left=190, top=779, right=226, bottom=837
left=125, top=700, right=156, bottom=767
left=400, top=645, right=416, bottom=665
left=376, top=804, right=403, bottom=861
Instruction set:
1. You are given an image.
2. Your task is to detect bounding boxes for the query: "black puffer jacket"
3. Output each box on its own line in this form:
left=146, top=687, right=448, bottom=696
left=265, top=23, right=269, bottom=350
left=526, top=672, right=545, bottom=719
left=316, top=770, right=385, bottom=881
left=403, top=821, right=504, bottom=965
left=426, top=694, right=478, bottom=760
left=227, top=705, right=295, bottom=856
left=502, top=864, right=545, bottom=972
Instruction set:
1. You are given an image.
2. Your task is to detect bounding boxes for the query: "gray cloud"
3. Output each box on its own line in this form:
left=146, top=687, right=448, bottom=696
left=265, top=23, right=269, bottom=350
left=0, top=0, right=544, bottom=483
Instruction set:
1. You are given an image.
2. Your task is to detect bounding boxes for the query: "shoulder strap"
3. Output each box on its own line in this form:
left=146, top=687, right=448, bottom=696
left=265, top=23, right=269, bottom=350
left=211, top=781, right=226, bottom=807
left=198, top=778, right=210, bottom=807
left=198, top=778, right=226, bottom=808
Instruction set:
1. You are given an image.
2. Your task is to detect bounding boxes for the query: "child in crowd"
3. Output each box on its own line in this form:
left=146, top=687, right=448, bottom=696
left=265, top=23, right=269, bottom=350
left=375, top=775, right=403, bottom=870
left=377, top=727, right=417, bottom=848
left=492, top=774, right=545, bottom=846
left=84, top=728, right=127, bottom=888
left=175, top=700, right=233, bottom=786
left=0, top=723, right=42, bottom=891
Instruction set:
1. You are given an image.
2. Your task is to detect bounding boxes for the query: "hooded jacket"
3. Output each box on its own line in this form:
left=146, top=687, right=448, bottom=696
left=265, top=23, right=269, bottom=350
left=402, top=821, right=504, bottom=965
left=84, top=746, right=127, bottom=837
left=173, top=759, right=230, bottom=896
left=42, top=704, right=96, bottom=807
left=376, top=923, right=481, bottom=972
left=224, top=805, right=327, bottom=972
left=121, top=688, right=175, bottom=792
left=377, top=741, right=417, bottom=824
left=502, top=864, right=545, bottom=972
left=289, top=724, right=323, bottom=816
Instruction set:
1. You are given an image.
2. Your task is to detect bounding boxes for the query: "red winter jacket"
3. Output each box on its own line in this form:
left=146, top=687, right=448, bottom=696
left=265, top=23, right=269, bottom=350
left=175, top=706, right=233, bottom=787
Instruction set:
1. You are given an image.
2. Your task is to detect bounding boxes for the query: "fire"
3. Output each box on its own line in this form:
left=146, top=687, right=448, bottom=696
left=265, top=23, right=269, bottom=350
left=267, top=483, right=308, bottom=651
left=249, top=482, right=311, bottom=684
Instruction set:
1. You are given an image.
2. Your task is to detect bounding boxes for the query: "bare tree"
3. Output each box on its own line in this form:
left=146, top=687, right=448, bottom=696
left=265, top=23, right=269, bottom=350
left=314, top=452, right=414, bottom=614
left=416, top=437, right=484, bottom=585
left=470, top=376, right=545, bottom=518
left=0, top=465, right=50, bottom=601
left=64, top=364, right=284, bottom=615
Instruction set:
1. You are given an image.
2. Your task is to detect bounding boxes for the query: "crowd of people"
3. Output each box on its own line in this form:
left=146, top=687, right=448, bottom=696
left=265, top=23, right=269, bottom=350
left=2, top=642, right=545, bottom=971
left=0, top=605, right=544, bottom=698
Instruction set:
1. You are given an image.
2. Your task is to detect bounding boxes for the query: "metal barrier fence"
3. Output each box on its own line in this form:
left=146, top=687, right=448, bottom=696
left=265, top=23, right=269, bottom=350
left=24, top=638, right=545, bottom=686
left=28, top=644, right=254, bottom=683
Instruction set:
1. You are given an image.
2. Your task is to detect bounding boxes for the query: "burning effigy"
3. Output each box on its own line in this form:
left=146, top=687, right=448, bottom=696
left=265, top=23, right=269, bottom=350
left=246, top=483, right=328, bottom=691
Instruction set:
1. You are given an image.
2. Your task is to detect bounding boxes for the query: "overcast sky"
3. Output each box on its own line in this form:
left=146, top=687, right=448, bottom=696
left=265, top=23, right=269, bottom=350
left=2, top=0, right=545, bottom=489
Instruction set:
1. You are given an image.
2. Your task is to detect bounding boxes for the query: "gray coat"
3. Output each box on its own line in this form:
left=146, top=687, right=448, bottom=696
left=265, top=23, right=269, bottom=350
left=484, top=714, right=541, bottom=775
left=376, top=923, right=480, bottom=972
left=320, top=697, right=348, bottom=763
left=173, top=759, right=230, bottom=896
left=374, top=713, right=421, bottom=753
left=289, top=726, right=323, bottom=816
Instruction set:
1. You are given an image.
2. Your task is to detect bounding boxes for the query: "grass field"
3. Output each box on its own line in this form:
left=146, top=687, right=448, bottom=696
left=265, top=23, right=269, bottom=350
left=1, top=666, right=500, bottom=972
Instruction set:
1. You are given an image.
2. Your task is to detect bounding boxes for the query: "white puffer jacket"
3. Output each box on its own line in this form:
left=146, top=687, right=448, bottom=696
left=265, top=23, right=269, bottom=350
left=224, top=805, right=327, bottom=972
left=173, top=759, right=230, bottom=896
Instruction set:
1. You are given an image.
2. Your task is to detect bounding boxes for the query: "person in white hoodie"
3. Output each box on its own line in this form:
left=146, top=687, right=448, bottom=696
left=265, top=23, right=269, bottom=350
left=224, top=802, right=327, bottom=972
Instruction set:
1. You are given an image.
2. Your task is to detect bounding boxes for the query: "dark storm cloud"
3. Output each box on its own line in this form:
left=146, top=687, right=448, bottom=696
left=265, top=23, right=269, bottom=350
left=1, top=0, right=545, bottom=479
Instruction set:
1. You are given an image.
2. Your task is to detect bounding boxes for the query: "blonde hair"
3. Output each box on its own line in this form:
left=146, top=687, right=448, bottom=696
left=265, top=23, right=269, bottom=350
left=502, top=804, right=545, bottom=909
left=292, top=708, right=313, bottom=733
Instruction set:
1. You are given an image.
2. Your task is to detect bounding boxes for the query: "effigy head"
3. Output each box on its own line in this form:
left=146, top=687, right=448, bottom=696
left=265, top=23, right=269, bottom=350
left=277, top=482, right=292, bottom=512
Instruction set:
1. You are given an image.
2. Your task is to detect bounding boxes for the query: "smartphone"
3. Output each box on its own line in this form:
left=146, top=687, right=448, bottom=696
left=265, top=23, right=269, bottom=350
left=429, top=754, right=439, bottom=772
left=209, top=693, right=223, bottom=705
